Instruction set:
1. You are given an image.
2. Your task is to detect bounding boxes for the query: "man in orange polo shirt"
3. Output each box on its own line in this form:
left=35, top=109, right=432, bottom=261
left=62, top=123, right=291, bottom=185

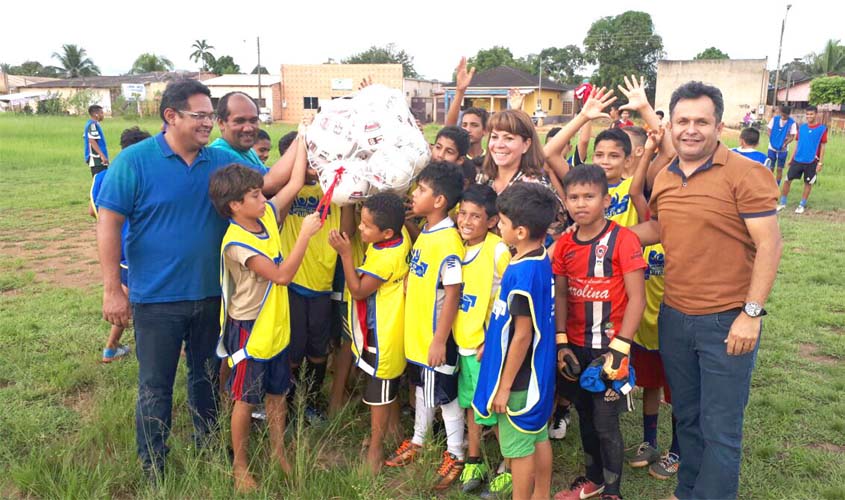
left=630, top=81, right=782, bottom=500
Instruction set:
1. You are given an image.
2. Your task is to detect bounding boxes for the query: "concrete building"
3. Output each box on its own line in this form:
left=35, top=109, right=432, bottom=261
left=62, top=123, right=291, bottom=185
left=403, top=78, right=442, bottom=123
left=655, top=59, right=768, bottom=127
left=0, top=73, right=59, bottom=94
left=202, top=74, right=281, bottom=118
left=274, top=64, right=403, bottom=123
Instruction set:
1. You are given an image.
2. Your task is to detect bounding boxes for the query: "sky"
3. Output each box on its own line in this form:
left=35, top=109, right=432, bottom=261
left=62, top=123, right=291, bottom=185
left=2, top=0, right=838, bottom=81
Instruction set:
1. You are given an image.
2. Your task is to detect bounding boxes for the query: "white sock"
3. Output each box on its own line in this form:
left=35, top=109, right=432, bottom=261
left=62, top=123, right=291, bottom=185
left=441, top=398, right=465, bottom=460
left=412, top=386, right=434, bottom=446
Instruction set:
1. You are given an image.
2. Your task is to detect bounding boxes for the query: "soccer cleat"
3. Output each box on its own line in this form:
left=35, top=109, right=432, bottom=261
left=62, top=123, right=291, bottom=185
left=480, top=471, right=513, bottom=498
left=553, top=476, right=605, bottom=500
left=776, top=204, right=786, bottom=213
left=102, top=344, right=131, bottom=363
left=384, top=439, right=421, bottom=467
left=649, top=452, right=680, bottom=480
left=460, top=460, right=489, bottom=493
left=433, top=452, right=465, bottom=491
left=549, top=408, right=571, bottom=440
left=795, top=205, right=806, bottom=214
left=627, top=441, right=660, bottom=468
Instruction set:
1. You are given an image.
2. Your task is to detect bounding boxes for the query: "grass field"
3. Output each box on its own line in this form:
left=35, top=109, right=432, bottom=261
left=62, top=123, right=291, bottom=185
left=0, top=113, right=843, bottom=499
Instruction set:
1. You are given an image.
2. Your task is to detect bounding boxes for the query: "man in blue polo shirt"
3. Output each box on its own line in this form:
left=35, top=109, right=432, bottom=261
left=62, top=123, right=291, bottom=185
left=96, top=79, right=260, bottom=479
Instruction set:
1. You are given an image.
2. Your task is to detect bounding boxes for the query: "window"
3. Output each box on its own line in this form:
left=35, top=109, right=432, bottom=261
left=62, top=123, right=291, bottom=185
left=303, top=96, right=319, bottom=109
left=563, top=101, right=573, bottom=115
left=548, top=98, right=552, bottom=110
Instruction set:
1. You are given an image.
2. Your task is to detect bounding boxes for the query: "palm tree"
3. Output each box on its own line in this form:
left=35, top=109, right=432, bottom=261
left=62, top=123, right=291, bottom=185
left=52, top=44, right=100, bottom=78
left=130, top=53, right=174, bottom=74
left=190, top=39, right=215, bottom=76
left=812, top=39, right=845, bottom=75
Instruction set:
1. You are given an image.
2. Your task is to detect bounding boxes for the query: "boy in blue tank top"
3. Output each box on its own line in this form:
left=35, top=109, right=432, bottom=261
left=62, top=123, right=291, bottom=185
left=767, top=105, right=797, bottom=184
left=777, top=106, right=828, bottom=215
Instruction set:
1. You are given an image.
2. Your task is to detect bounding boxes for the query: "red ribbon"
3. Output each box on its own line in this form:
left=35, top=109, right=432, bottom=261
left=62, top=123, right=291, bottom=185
left=316, top=166, right=345, bottom=223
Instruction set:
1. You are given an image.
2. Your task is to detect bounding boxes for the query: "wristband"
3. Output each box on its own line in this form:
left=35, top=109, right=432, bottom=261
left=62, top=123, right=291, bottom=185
left=608, top=336, right=631, bottom=356
left=556, top=332, right=568, bottom=344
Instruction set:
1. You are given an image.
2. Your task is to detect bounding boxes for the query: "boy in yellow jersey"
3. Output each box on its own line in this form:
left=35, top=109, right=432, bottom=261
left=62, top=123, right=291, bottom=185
left=592, top=127, right=642, bottom=228
left=386, top=162, right=466, bottom=491
left=209, top=130, right=320, bottom=493
left=280, top=160, right=342, bottom=419
left=328, top=192, right=410, bottom=474
left=453, top=184, right=511, bottom=493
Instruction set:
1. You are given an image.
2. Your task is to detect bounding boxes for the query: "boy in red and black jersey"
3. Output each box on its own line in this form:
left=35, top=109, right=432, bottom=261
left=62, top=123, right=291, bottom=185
left=552, top=164, right=646, bottom=500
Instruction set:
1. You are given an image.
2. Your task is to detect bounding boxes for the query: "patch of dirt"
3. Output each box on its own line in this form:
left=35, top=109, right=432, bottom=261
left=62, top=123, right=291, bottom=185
left=791, top=247, right=809, bottom=254
left=828, top=326, right=845, bottom=336
left=0, top=223, right=100, bottom=289
left=0, top=378, right=14, bottom=389
left=797, top=343, right=839, bottom=365
left=809, top=442, right=845, bottom=453
left=801, top=209, right=845, bottom=224
left=61, top=383, right=96, bottom=420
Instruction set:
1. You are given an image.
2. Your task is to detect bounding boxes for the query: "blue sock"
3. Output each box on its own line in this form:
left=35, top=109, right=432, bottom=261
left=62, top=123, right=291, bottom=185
left=670, top=414, right=680, bottom=456
left=643, top=413, right=659, bottom=449
left=800, top=198, right=807, bottom=207
left=779, top=195, right=788, bottom=205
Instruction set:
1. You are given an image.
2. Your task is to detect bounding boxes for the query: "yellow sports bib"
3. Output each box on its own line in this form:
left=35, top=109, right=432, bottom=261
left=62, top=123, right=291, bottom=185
left=217, top=203, right=290, bottom=365
left=349, top=236, right=411, bottom=379
left=280, top=183, right=340, bottom=293
left=404, top=224, right=464, bottom=371
left=607, top=177, right=639, bottom=228
left=634, top=243, right=665, bottom=350
left=454, top=233, right=506, bottom=350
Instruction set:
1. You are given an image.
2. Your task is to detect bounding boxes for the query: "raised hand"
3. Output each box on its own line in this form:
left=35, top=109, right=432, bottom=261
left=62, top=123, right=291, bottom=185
left=455, top=57, right=476, bottom=92
left=298, top=114, right=314, bottom=137
left=618, top=75, right=649, bottom=112
left=508, top=88, right=525, bottom=110
left=358, top=75, right=373, bottom=90
left=579, top=87, right=617, bottom=121
left=645, top=125, right=664, bottom=150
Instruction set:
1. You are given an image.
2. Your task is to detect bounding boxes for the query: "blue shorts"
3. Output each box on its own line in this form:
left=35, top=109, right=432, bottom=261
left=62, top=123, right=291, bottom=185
left=224, top=317, right=291, bottom=405
left=767, top=149, right=788, bottom=168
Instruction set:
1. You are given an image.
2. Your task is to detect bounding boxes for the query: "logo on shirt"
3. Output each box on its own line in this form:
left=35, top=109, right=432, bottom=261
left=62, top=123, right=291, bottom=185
left=491, top=298, right=507, bottom=319
left=409, top=249, right=428, bottom=277
left=606, top=193, right=630, bottom=217
left=568, top=278, right=610, bottom=301
left=289, top=195, right=332, bottom=218
left=460, top=293, right=478, bottom=313
left=644, top=250, right=665, bottom=280
left=595, top=244, right=608, bottom=261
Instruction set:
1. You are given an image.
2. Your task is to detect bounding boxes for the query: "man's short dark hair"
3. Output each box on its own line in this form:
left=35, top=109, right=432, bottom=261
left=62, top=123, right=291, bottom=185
left=594, top=127, right=632, bottom=157
left=806, top=105, right=818, bottom=112
left=563, top=164, right=608, bottom=196
left=159, top=79, right=212, bottom=122
left=209, top=164, right=264, bottom=218
left=88, top=105, right=103, bottom=116
left=256, top=129, right=270, bottom=142
left=463, top=107, right=489, bottom=128
left=739, top=127, right=760, bottom=147
left=656, top=110, right=665, bottom=118
left=622, top=126, right=647, bottom=148
left=461, top=184, right=498, bottom=218
left=416, top=161, right=464, bottom=211
left=497, top=182, right=557, bottom=240
left=669, top=81, right=724, bottom=123
left=546, top=126, right=562, bottom=142
left=362, top=192, right=405, bottom=236
left=120, top=126, right=151, bottom=149
left=217, top=91, right=257, bottom=122
left=779, top=105, right=792, bottom=115
left=278, top=131, right=298, bottom=156
left=436, top=126, right=470, bottom=157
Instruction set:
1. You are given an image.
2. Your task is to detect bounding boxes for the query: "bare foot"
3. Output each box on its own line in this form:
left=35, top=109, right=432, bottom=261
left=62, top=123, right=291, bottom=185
left=233, top=466, right=258, bottom=493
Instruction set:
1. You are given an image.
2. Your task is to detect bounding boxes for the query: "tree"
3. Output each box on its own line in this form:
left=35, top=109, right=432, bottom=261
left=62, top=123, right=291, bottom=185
left=583, top=11, right=664, bottom=100
left=694, top=47, right=730, bottom=60
left=130, top=53, right=173, bottom=74
left=3, top=60, right=61, bottom=77
left=52, top=44, right=100, bottom=78
left=210, top=55, right=240, bottom=75
left=342, top=43, right=419, bottom=78
left=467, top=46, right=521, bottom=74
left=190, top=39, right=215, bottom=71
left=251, top=65, right=269, bottom=75
left=810, top=39, right=845, bottom=75
left=527, top=46, right=587, bottom=84
left=809, top=76, right=845, bottom=105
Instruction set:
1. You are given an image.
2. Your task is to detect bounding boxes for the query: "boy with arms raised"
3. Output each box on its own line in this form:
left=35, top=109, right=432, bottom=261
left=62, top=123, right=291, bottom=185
left=452, top=184, right=511, bottom=493
left=328, top=192, right=410, bottom=474
left=472, top=182, right=558, bottom=500
left=210, top=127, right=318, bottom=492
left=553, top=165, right=646, bottom=500
left=386, top=162, right=466, bottom=491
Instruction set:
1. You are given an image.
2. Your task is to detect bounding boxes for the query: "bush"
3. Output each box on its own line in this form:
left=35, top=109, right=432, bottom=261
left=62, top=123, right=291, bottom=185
left=36, top=92, right=67, bottom=115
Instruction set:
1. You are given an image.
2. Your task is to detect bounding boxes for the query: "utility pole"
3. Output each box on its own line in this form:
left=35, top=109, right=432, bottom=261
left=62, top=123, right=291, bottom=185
left=773, top=4, right=792, bottom=107
left=257, top=36, right=262, bottom=108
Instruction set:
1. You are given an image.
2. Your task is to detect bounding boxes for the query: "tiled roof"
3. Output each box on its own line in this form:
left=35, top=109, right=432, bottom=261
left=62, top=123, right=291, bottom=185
left=443, top=66, right=572, bottom=91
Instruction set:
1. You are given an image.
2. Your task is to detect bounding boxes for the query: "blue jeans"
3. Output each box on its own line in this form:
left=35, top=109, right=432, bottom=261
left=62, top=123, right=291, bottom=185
left=132, top=298, right=221, bottom=471
left=658, top=303, right=759, bottom=500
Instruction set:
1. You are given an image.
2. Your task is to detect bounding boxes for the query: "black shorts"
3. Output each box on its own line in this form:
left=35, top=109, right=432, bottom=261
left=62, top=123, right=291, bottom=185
left=288, top=289, right=333, bottom=363
left=88, top=156, right=107, bottom=176
left=224, top=317, right=292, bottom=405
left=329, top=256, right=350, bottom=343
left=569, top=344, right=634, bottom=413
left=408, top=364, right=458, bottom=408
left=787, top=160, right=818, bottom=184
left=360, top=350, right=400, bottom=406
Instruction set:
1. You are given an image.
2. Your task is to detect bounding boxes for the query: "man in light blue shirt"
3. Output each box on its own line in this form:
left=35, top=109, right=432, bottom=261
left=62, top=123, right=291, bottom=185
left=209, top=92, right=269, bottom=174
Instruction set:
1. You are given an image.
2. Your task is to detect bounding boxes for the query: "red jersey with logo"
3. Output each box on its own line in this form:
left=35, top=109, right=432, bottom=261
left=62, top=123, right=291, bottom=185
left=552, top=221, right=647, bottom=349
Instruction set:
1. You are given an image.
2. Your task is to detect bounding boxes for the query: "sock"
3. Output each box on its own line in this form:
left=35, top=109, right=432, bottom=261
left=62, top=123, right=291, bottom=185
left=669, top=414, right=680, bottom=456
left=466, top=456, right=482, bottom=464
left=304, top=361, right=327, bottom=408
left=643, top=413, right=659, bottom=449
left=441, top=398, right=466, bottom=460
left=800, top=198, right=807, bottom=207
left=412, top=386, right=434, bottom=446
left=779, top=195, right=788, bottom=205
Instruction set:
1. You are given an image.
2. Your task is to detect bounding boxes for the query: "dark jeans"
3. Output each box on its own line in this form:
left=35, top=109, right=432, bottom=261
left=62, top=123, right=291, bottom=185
left=659, top=303, right=759, bottom=500
left=132, top=298, right=221, bottom=472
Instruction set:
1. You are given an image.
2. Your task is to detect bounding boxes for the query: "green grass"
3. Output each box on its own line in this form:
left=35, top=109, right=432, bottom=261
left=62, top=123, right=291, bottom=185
left=1, top=113, right=844, bottom=499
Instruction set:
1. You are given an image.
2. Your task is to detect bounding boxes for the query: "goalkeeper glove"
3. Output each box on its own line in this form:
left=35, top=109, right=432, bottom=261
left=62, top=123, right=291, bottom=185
left=556, top=332, right=581, bottom=382
left=602, top=336, right=632, bottom=380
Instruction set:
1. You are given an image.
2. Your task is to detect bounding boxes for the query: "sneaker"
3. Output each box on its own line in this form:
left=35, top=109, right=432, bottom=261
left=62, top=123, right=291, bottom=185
left=433, top=452, right=465, bottom=491
left=251, top=407, right=266, bottom=421
left=480, top=471, right=512, bottom=498
left=795, top=205, right=806, bottom=214
left=102, top=344, right=131, bottom=363
left=460, top=460, right=489, bottom=493
left=627, top=441, right=660, bottom=468
left=776, top=204, right=786, bottom=212
left=549, top=408, right=571, bottom=440
left=649, top=452, right=680, bottom=480
left=553, top=476, right=604, bottom=500
left=304, top=406, right=326, bottom=425
left=384, top=439, right=421, bottom=467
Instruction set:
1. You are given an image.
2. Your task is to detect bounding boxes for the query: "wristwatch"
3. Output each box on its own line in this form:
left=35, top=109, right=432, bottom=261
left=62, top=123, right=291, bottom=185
left=743, top=302, right=767, bottom=318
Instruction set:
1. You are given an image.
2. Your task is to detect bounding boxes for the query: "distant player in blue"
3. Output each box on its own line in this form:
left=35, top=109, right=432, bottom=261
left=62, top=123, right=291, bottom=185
left=84, top=105, right=109, bottom=176
left=778, top=106, right=828, bottom=215
left=767, top=105, right=797, bottom=184
left=731, top=128, right=767, bottom=165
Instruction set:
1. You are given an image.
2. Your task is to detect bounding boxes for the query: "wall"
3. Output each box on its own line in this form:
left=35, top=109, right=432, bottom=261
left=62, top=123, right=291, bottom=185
left=46, top=87, right=113, bottom=115
left=776, top=80, right=811, bottom=103
left=655, top=59, right=768, bottom=127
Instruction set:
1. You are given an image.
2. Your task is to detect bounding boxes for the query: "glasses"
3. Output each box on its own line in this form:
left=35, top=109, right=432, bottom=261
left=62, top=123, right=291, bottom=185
left=177, top=110, right=217, bottom=122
